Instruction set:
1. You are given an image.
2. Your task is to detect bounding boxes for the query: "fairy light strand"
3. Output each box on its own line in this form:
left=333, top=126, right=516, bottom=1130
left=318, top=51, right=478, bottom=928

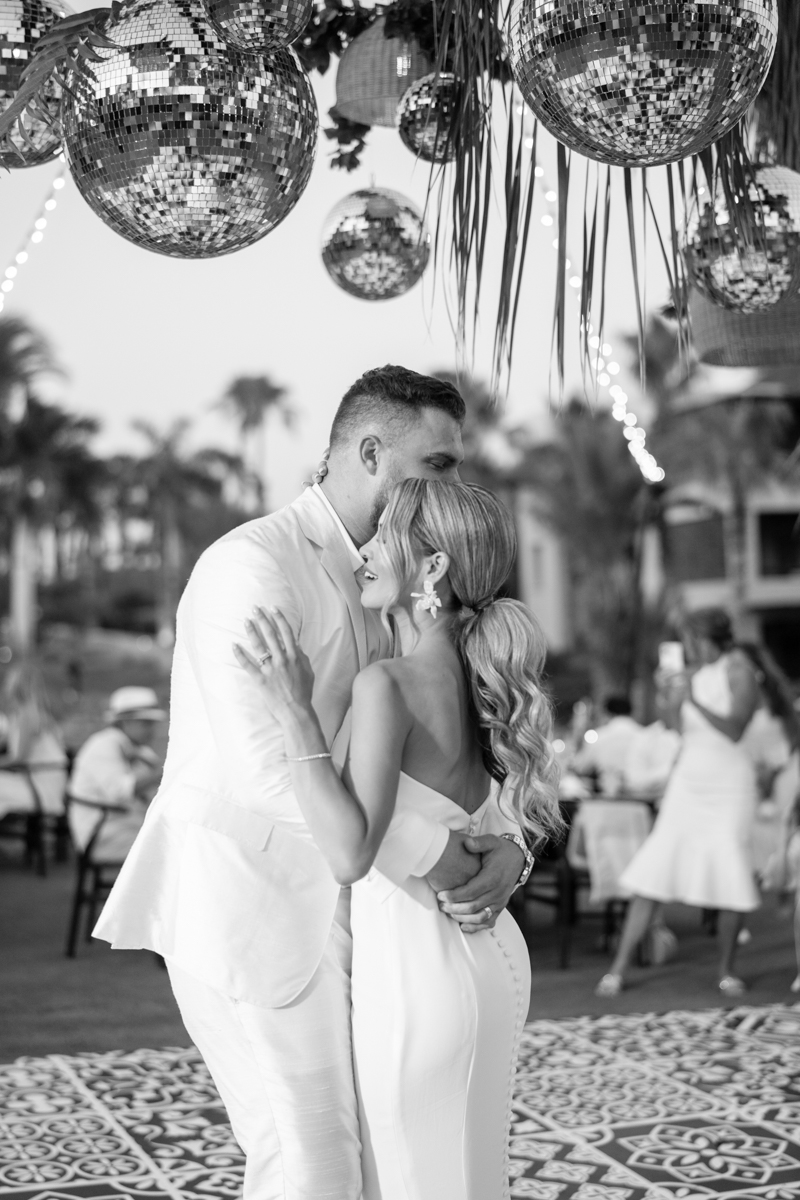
left=0, top=156, right=67, bottom=315
left=519, top=114, right=667, bottom=485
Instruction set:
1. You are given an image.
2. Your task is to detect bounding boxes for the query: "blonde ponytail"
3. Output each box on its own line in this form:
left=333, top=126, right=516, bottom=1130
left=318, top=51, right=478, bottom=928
left=380, top=478, right=563, bottom=846
left=455, top=600, right=562, bottom=845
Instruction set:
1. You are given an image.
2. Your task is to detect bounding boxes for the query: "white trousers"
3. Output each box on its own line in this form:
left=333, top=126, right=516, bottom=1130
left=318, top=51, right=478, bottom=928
left=166, top=893, right=361, bottom=1200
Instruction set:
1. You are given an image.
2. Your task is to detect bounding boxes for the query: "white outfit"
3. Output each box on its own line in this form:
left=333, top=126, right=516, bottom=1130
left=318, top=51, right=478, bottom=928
left=352, top=774, right=529, bottom=1200
left=620, top=656, right=760, bottom=912
left=0, top=727, right=67, bottom=819
left=94, top=484, right=521, bottom=1200
left=573, top=715, right=641, bottom=793
left=69, top=726, right=155, bottom=861
left=623, top=721, right=681, bottom=794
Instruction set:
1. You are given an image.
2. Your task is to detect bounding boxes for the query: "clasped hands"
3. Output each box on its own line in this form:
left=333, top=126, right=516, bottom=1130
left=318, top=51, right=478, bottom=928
left=428, top=831, right=524, bottom=933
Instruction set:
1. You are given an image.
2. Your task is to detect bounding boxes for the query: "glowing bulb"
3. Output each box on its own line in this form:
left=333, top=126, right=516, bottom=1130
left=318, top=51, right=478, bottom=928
left=44, top=199, right=56, bottom=211
left=584, top=729, right=598, bottom=744
left=515, top=103, right=525, bottom=115
left=31, top=232, right=43, bottom=243
left=612, top=408, right=626, bottom=421
left=541, top=214, right=553, bottom=226
left=53, top=177, right=65, bottom=189
left=524, top=136, right=534, bottom=149
left=1, top=281, right=13, bottom=293
left=34, top=218, right=47, bottom=230
left=607, top=362, right=620, bottom=375
left=624, top=413, right=637, bottom=426
left=598, top=372, right=610, bottom=386
left=595, top=356, right=606, bottom=370
left=654, top=468, right=666, bottom=482
left=553, top=739, right=566, bottom=753
left=4, top=267, right=17, bottom=279
left=564, top=259, right=571, bottom=270
left=534, top=165, right=544, bottom=177
left=601, top=342, right=612, bottom=356
left=545, top=190, right=557, bottom=202
left=623, top=428, right=635, bottom=440
left=552, top=238, right=559, bottom=249
left=588, top=335, right=600, bottom=348
left=15, top=252, right=28, bottom=264
left=569, top=276, right=581, bottom=287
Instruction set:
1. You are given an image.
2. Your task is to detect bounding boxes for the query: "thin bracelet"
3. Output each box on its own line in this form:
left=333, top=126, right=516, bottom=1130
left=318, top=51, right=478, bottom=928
left=286, top=752, right=332, bottom=763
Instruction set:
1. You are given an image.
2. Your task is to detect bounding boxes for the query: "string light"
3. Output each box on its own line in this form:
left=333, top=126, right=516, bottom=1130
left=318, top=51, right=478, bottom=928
left=0, top=158, right=66, bottom=316
left=533, top=156, right=666, bottom=485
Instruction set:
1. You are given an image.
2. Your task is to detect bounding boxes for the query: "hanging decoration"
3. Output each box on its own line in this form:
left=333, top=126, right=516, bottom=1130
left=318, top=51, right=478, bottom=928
left=397, top=71, right=460, bottom=164
left=321, top=186, right=429, bottom=301
left=60, top=0, right=318, bottom=258
left=689, top=285, right=800, bottom=367
left=0, top=161, right=66, bottom=315
left=685, top=165, right=800, bottom=313
left=0, top=0, right=71, bottom=168
left=202, top=0, right=311, bottom=54
left=507, top=0, right=778, bottom=168
left=334, top=16, right=430, bottom=128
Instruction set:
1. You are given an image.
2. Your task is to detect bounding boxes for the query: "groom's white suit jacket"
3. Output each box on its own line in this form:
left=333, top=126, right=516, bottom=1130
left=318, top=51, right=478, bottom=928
left=96, top=485, right=519, bottom=1007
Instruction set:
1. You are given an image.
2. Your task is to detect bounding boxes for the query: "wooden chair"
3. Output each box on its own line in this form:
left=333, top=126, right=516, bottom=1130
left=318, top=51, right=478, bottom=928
left=64, top=796, right=126, bottom=957
left=0, top=760, right=69, bottom=876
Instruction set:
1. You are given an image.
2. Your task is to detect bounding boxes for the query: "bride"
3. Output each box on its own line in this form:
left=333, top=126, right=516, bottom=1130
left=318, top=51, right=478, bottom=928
left=234, top=478, right=561, bottom=1200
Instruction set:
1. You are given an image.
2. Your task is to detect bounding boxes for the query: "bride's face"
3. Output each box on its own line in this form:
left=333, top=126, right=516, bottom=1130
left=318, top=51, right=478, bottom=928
left=359, top=518, right=404, bottom=613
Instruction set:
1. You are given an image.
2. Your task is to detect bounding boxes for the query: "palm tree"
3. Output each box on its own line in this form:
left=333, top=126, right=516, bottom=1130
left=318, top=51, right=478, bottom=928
left=216, top=375, right=293, bottom=511
left=0, top=315, right=62, bottom=422
left=0, top=396, right=103, bottom=650
left=519, top=402, right=649, bottom=698
left=123, top=418, right=248, bottom=646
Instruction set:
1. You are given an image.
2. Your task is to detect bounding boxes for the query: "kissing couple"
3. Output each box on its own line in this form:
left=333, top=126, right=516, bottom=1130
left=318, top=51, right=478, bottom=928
left=97, top=365, right=562, bottom=1200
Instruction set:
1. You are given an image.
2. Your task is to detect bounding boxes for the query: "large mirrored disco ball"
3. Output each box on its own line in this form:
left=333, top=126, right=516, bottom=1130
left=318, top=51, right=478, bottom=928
left=203, top=0, right=311, bottom=53
left=0, top=0, right=72, bottom=167
left=397, top=72, right=461, bottom=163
left=61, top=0, right=318, bottom=258
left=508, top=0, right=778, bottom=168
left=685, top=166, right=800, bottom=313
left=335, top=16, right=431, bottom=127
left=321, top=187, right=430, bottom=300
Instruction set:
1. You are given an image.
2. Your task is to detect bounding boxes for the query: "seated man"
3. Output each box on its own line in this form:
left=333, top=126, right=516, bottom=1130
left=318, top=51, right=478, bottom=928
left=573, top=696, right=641, bottom=794
left=68, top=686, right=165, bottom=862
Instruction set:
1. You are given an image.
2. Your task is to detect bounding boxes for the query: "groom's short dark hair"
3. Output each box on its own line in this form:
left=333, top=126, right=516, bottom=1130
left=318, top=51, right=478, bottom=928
left=330, top=365, right=466, bottom=449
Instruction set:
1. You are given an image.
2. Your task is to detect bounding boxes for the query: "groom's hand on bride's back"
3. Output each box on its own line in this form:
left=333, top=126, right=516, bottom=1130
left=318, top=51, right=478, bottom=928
left=423, top=830, right=481, bottom=893
left=434, top=834, right=525, bottom=932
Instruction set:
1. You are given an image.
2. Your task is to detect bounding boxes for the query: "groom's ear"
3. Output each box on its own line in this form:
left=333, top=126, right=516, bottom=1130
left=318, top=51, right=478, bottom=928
left=358, top=434, right=382, bottom=476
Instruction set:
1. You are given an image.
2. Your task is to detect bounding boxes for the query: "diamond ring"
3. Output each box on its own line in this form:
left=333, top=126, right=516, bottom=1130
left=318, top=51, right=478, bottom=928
left=257, top=651, right=272, bottom=666
left=483, top=906, right=493, bottom=921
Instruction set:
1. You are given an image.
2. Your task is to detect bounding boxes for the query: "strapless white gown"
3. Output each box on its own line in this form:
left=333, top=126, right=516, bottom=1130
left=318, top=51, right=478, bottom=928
left=350, top=772, right=531, bottom=1200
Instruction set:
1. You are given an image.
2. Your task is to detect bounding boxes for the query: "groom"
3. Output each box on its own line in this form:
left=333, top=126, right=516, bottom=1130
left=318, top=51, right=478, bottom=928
left=96, top=365, right=528, bottom=1200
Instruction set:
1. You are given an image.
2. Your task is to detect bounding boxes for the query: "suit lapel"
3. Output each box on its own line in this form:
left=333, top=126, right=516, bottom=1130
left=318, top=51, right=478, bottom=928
left=293, top=489, right=370, bottom=671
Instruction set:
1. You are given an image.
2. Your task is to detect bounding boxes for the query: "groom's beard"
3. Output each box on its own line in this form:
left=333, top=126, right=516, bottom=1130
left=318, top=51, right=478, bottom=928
left=368, top=472, right=402, bottom=534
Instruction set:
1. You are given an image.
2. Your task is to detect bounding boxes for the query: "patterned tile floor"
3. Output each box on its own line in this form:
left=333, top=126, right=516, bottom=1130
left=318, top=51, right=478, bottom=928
left=2, top=1005, right=800, bottom=1200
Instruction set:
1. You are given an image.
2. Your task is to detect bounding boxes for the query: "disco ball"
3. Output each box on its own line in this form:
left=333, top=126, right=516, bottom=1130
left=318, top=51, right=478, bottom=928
left=321, top=187, right=430, bottom=300
left=685, top=166, right=800, bottom=313
left=507, top=0, right=778, bottom=168
left=202, top=0, right=311, bottom=53
left=61, top=0, right=318, bottom=258
left=397, top=72, right=461, bottom=163
left=335, top=16, right=430, bottom=128
left=0, top=0, right=72, bottom=168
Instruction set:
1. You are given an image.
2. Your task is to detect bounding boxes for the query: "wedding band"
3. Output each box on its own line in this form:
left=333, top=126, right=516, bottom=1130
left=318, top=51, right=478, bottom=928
left=483, top=906, right=493, bottom=921
left=257, top=651, right=272, bottom=666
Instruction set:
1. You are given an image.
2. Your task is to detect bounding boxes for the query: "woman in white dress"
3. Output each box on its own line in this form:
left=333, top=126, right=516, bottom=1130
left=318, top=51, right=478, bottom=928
left=234, top=478, right=561, bottom=1200
left=596, top=608, right=760, bottom=999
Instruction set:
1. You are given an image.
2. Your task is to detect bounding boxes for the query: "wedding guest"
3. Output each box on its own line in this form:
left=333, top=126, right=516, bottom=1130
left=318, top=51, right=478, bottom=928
left=0, top=663, right=67, bottom=821
left=623, top=692, right=681, bottom=797
left=68, top=686, right=164, bottom=861
left=572, top=696, right=640, bottom=794
left=596, top=608, right=760, bottom=998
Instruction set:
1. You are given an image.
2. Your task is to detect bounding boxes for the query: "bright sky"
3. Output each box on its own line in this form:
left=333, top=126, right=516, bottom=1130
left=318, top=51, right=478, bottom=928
left=0, top=0, right=675, bottom=508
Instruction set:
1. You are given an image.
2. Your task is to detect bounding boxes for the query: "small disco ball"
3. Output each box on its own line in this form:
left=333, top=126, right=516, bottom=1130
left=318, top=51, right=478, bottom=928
left=397, top=72, right=460, bottom=164
left=202, top=0, right=311, bottom=53
left=335, top=16, right=431, bottom=128
left=507, top=0, right=778, bottom=168
left=0, top=0, right=72, bottom=168
left=321, top=187, right=430, bottom=300
left=61, top=0, right=318, bottom=258
left=685, top=166, right=800, bottom=313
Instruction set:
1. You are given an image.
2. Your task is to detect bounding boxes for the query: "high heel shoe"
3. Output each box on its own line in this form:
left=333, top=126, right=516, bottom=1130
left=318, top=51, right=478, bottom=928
left=595, top=973, right=624, bottom=997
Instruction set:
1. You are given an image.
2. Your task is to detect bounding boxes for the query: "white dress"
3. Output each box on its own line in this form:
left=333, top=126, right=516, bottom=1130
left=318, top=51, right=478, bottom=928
left=350, top=772, right=531, bottom=1200
left=619, top=656, right=760, bottom=912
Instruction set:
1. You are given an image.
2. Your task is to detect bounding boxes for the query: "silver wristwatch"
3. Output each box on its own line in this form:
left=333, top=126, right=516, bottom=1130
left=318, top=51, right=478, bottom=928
left=500, top=832, right=534, bottom=890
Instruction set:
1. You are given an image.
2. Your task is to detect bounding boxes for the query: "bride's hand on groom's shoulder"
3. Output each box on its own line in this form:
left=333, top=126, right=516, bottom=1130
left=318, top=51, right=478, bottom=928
left=435, top=834, right=525, bottom=932
left=233, top=606, right=315, bottom=720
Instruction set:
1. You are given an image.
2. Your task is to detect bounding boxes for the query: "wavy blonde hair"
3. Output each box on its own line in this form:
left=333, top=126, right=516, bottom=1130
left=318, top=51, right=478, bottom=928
left=379, top=478, right=562, bottom=846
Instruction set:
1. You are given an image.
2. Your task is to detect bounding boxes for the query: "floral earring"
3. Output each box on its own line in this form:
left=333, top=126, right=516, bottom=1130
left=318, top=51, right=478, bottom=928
left=411, top=579, right=442, bottom=619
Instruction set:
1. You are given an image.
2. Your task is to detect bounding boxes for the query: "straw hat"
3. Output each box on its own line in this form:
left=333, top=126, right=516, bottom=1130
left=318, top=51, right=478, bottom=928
left=105, top=686, right=166, bottom=723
